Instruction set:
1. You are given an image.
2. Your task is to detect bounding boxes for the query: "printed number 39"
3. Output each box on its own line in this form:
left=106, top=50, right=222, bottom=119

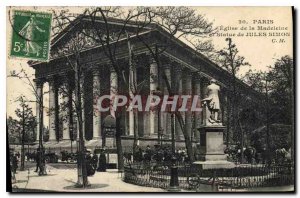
left=13, top=42, right=21, bottom=52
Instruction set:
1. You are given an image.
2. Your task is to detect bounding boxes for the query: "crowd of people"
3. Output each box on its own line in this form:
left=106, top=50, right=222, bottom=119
left=225, top=145, right=292, bottom=165
left=10, top=143, right=292, bottom=177
left=10, top=152, right=19, bottom=174
left=10, top=147, right=108, bottom=176
left=85, top=148, right=107, bottom=176
left=123, top=145, right=190, bottom=165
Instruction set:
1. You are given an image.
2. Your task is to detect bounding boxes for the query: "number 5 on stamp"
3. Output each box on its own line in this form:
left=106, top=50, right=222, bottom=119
left=10, top=10, right=52, bottom=61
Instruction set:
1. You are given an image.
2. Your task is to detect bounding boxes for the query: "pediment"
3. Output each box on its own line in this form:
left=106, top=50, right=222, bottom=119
left=50, top=16, right=151, bottom=59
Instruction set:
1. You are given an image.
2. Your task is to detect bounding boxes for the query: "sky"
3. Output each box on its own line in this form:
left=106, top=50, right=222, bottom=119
left=6, top=6, right=293, bottom=125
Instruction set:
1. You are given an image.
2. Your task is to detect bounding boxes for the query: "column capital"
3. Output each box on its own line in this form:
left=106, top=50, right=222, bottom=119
left=109, top=65, right=117, bottom=73
left=47, top=75, right=57, bottom=86
left=163, top=63, right=171, bottom=70
left=59, top=74, right=71, bottom=94
left=167, top=56, right=177, bottom=64
left=149, top=57, right=157, bottom=65
left=33, top=78, right=44, bottom=87
left=59, top=73, right=71, bottom=83
left=173, top=65, right=183, bottom=73
left=145, top=52, right=156, bottom=64
left=80, top=70, right=86, bottom=79
left=193, top=73, right=202, bottom=81
left=91, top=67, right=101, bottom=76
left=201, top=77, right=211, bottom=87
left=183, top=69, right=193, bottom=78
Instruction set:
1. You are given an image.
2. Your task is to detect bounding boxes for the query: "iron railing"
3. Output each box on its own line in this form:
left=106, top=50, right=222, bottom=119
left=123, top=162, right=294, bottom=191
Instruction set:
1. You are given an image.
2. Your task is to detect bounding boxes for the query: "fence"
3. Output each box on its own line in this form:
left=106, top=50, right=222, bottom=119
left=123, top=162, right=294, bottom=191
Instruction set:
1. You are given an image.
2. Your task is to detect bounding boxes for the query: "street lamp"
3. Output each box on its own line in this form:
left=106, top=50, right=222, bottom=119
left=158, top=130, right=164, bottom=146
left=38, top=98, right=47, bottom=176
left=168, top=112, right=180, bottom=192
left=152, top=89, right=163, bottom=146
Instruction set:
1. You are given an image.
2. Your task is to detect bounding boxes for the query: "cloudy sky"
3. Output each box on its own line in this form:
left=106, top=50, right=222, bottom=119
left=6, top=6, right=293, bottom=125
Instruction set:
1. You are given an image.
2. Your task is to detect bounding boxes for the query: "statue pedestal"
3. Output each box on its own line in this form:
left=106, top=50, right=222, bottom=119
left=194, top=125, right=235, bottom=169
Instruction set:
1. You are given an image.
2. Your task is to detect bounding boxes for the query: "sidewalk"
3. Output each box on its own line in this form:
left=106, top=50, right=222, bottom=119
left=12, top=165, right=166, bottom=192
left=247, top=186, right=294, bottom=192
left=11, top=164, right=294, bottom=192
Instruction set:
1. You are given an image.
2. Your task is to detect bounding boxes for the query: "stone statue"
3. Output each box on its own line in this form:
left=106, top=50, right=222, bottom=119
left=202, top=79, right=221, bottom=124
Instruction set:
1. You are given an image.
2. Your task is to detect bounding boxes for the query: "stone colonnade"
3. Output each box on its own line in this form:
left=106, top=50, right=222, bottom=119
left=35, top=55, right=222, bottom=142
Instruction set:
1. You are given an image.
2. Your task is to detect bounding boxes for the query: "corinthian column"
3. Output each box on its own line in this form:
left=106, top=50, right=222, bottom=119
left=174, top=65, right=183, bottom=140
left=183, top=70, right=192, bottom=141
left=163, top=64, right=172, bottom=138
left=48, top=77, right=58, bottom=141
left=193, top=74, right=202, bottom=141
left=92, top=68, right=101, bottom=139
left=34, top=79, right=43, bottom=142
left=62, top=75, right=70, bottom=140
left=149, top=57, right=158, bottom=136
left=110, top=67, right=118, bottom=117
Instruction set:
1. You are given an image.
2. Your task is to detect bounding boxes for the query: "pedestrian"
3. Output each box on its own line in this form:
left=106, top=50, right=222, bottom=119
left=12, top=153, right=18, bottom=174
left=97, top=149, right=107, bottom=172
left=10, top=158, right=16, bottom=184
left=35, top=149, right=40, bottom=173
left=85, top=150, right=95, bottom=176
left=255, top=152, right=261, bottom=164
left=91, top=150, right=99, bottom=170
left=145, top=145, right=152, bottom=162
left=134, top=147, right=143, bottom=162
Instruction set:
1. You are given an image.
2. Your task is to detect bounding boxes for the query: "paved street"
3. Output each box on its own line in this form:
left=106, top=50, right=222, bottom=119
left=12, top=163, right=165, bottom=192
left=10, top=162, right=294, bottom=192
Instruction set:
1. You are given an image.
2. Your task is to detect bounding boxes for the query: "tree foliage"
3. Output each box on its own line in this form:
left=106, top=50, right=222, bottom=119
left=8, top=96, right=37, bottom=144
left=244, top=55, right=293, bottom=125
left=51, top=6, right=216, bottom=163
left=243, top=55, right=294, bottom=154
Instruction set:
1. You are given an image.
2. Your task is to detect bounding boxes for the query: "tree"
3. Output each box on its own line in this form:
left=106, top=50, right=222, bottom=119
left=217, top=38, right=250, bottom=147
left=7, top=116, right=21, bottom=144
left=244, top=56, right=293, bottom=126
left=270, top=56, right=294, bottom=161
left=243, top=55, right=294, bottom=161
left=52, top=7, right=144, bottom=178
left=51, top=6, right=142, bottom=183
left=243, top=69, right=265, bottom=92
left=131, top=6, right=215, bottom=162
left=244, top=56, right=294, bottom=162
left=14, top=95, right=36, bottom=171
left=269, top=56, right=293, bottom=125
left=240, top=70, right=265, bottom=146
left=84, top=7, right=151, bottom=168
left=82, top=6, right=216, bottom=162
left=51, top=6, right=216, bottom=165
left=52, top=9, right=91, bottom=187
left=9, top=67, right=46, bottom=175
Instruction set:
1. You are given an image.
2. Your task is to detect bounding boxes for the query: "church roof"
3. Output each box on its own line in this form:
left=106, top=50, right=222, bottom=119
left=29, top=14, right=263, bottom=101
left=50, top=14, right=155, bottom=47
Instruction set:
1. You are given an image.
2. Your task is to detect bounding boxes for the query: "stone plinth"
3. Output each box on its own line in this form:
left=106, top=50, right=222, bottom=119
left=194, top=125, right=235, bottom=169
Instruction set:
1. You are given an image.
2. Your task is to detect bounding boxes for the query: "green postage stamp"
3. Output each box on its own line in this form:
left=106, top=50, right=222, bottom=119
left=10, top=10, right=52, bottom=61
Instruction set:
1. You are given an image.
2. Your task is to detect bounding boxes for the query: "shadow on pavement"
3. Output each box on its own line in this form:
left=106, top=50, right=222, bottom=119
left=15, top=180, right=28, bottom=183
left=12, top=188, right=58, bottom=192
left=29, top=174, right=57, bottom=178
left=63, top=184, right=109, bottom=191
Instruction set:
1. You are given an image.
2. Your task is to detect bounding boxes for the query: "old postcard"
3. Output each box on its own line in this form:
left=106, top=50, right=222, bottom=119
left=6, top=6, right=294, bottom=192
